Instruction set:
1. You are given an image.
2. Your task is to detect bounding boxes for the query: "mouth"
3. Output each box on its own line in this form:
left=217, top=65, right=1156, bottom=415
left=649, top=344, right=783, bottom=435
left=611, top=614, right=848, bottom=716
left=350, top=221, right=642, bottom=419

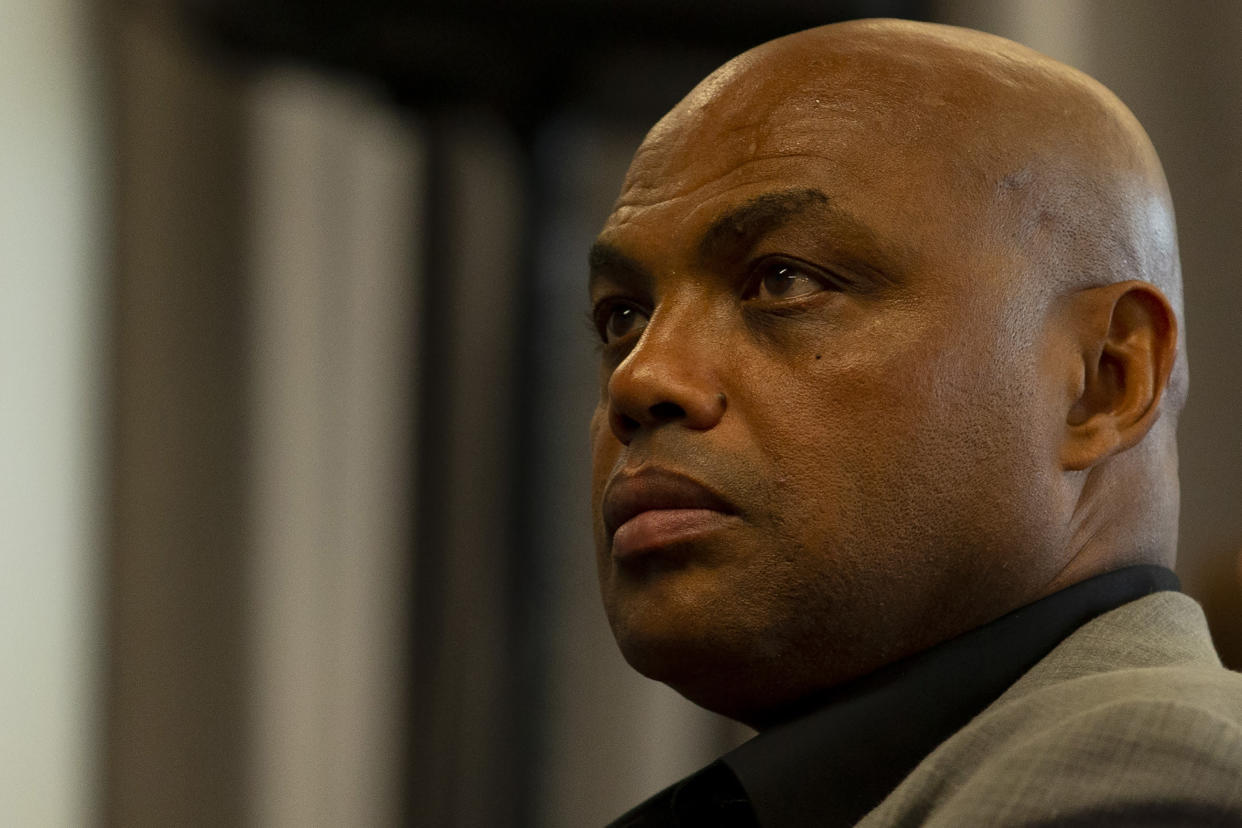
left=602, top=468, right=739, bottom=560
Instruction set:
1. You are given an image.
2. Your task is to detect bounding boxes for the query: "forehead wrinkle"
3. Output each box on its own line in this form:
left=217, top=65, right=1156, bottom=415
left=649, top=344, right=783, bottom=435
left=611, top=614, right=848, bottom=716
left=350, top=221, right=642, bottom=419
left=696, top=188, right=831, bottom=264
left=615, top=151, right=846, bottom=218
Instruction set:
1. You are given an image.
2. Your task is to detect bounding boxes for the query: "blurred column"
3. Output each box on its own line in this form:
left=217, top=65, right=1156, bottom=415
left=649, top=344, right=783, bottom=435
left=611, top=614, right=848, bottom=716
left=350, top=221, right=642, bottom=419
left=106, top=3, right=251, bottom=825
left=0, top=0, right=103, bottom=824
left=407, top=111, right=528, bottom=828
left=246, top=69, right=420, bottom=827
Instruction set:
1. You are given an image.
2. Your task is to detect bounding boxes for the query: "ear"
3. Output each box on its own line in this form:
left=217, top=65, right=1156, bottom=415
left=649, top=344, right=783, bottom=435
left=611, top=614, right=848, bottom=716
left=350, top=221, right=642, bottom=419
left=1060, top=280, right=1178, bottom=471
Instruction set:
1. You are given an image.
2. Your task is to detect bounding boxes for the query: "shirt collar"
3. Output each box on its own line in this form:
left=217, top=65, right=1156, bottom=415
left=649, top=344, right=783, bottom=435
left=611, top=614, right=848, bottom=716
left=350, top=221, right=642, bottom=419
left=721, top=564, right=1180, bottom=826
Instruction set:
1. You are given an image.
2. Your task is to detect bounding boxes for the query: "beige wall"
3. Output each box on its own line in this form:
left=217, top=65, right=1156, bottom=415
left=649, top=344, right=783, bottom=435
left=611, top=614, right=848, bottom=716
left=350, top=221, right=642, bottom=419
left=106, top=5, right=420, bottom=826
left=1, top=1, right=103, bottom=825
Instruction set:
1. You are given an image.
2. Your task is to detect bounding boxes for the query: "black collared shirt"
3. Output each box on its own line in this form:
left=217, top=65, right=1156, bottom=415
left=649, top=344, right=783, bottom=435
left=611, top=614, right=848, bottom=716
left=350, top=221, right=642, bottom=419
left=607, top=565, right=1180, bottom=828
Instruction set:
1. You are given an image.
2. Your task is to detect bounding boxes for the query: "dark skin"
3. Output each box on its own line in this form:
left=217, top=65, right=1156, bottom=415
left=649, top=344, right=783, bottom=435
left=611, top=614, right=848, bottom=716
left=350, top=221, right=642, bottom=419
left=588, top=19, right=1183, bottom=729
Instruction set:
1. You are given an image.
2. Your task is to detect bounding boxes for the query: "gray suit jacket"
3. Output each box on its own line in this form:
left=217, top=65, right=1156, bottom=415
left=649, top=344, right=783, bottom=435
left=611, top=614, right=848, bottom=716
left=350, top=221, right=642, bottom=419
left=859, top=591, right=1242, bottom=826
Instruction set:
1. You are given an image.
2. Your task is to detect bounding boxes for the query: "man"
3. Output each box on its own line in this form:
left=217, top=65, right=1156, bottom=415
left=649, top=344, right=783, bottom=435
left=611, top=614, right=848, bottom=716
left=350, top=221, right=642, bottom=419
left=587, top=18, right=1242, bottom=826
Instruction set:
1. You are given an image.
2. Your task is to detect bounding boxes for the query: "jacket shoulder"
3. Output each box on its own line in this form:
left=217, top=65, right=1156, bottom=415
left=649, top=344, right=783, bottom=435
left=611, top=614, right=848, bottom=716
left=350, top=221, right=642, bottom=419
left=862, top=593, right=1242, bottom=826
left=923, top=686, right=1242, bottom=825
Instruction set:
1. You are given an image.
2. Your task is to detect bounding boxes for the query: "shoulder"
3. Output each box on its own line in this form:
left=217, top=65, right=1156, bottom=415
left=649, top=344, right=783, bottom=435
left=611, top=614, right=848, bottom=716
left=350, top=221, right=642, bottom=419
left=919, top=687, right=1242, bottom=825
left=862, top=593, right=1242, bottom=826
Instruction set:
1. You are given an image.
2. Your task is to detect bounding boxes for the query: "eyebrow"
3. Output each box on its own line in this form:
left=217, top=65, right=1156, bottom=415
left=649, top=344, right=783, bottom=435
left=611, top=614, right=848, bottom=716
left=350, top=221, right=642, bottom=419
left=588, top=187, right=893, bottom=293
left=588, top=240, right=652, bottom=290
left=697, top=187, right=834, bottom=264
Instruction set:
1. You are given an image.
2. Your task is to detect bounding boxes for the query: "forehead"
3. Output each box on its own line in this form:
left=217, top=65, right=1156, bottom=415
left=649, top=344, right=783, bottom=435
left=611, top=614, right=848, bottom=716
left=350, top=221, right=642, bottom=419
left=599, top=115, right=994, bottom=298
left=613, top=32, right=1020, bottom=202
left=599, top=50, right=1016, bottom=270
left=618, top=87, right=916, bottom=214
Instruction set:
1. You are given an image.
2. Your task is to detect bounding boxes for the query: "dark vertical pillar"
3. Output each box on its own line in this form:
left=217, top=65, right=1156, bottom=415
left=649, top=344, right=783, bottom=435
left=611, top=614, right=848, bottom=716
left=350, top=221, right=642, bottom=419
left=407, top=112, right=530, bottom=827
left=103, top=4, right=250, bottom=825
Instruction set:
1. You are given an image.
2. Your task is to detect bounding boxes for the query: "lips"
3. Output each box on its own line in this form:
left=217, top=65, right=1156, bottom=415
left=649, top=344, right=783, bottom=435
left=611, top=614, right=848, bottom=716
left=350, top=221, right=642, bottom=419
left=603, top=468, right=738, bottom=559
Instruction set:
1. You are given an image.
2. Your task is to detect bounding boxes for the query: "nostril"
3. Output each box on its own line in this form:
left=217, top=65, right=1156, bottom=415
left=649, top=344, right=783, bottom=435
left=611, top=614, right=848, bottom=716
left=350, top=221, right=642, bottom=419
left=649, top=401, right=686, bottom=422
left=611, top=410, right=642, bottom=441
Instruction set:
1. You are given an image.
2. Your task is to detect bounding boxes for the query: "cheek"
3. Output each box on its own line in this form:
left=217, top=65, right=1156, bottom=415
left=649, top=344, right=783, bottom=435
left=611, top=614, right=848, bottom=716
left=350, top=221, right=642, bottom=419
left=737, top=308, right=1018, bottom=540
left=590, top=404, right=635, bottom=593
left=744, top=318, right=939, bottom=473
left=588, top=403, right=608, bottom=454
left=589, top=404, right=615, bottom=523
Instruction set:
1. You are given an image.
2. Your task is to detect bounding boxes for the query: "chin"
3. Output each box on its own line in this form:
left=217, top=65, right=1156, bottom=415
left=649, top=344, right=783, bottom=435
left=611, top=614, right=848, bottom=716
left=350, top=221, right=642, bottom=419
left=611, top=621, right=807, bottom=728
left=600, top=558, right=870, bottom=724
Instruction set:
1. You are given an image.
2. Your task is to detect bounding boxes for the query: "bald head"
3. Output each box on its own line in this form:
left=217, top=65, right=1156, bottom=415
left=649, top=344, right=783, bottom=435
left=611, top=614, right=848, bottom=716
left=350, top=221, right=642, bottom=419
left=591, top=20, right=1184, bottom=723
left=634, top=20, right=1182, bottom=330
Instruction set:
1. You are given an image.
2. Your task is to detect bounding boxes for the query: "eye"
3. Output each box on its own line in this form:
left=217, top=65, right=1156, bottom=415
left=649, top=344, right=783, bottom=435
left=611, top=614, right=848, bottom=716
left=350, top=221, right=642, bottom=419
left=745, top=259, right=837, bottom=303
left=594, top=300, right=650, bottom=344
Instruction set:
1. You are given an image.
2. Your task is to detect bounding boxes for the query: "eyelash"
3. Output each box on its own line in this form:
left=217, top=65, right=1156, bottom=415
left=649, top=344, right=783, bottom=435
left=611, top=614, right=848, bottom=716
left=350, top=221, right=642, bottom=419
left=587, top=257, right=846, bottom=344
left=742, top=256, right=845, bottom=302
left=588, top=298, right=648, bottom=346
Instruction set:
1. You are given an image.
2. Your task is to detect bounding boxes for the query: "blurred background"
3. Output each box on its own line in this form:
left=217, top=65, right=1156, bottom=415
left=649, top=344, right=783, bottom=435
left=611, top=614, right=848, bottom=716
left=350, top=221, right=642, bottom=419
left=4, top=0, right=1240, bottom=825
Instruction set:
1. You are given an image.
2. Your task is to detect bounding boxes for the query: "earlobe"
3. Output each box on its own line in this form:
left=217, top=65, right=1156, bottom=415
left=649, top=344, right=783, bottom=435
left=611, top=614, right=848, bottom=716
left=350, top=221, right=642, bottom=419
left=1059, top=281, right=1178, bottom=471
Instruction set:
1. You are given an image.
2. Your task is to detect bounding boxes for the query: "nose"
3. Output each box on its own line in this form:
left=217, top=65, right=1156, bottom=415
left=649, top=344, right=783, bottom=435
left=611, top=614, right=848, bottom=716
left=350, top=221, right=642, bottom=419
left=606, top=308, right=727, bottom=445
